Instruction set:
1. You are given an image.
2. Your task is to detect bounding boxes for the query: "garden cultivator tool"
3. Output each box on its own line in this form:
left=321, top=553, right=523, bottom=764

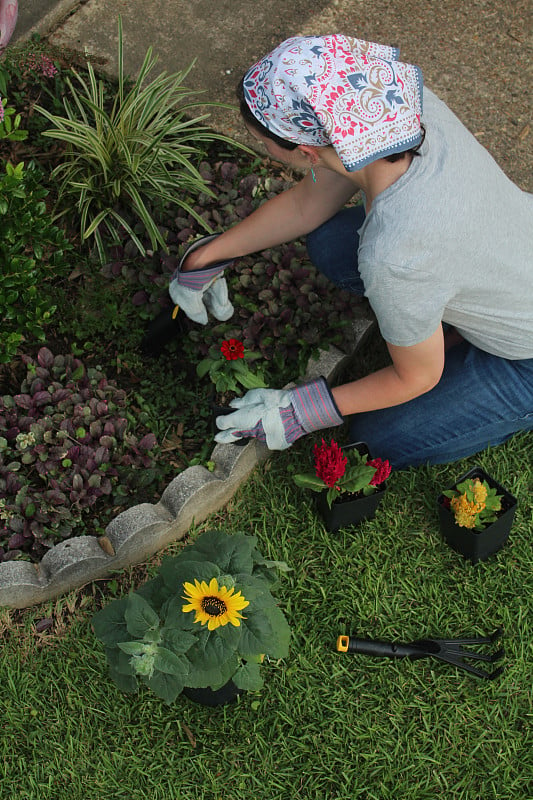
left=336, top=629, right=504, bottom=680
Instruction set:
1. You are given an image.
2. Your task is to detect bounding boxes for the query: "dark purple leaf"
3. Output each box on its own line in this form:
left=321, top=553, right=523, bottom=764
left=138, top=433, right=157, bottom=451
left=35, top=618, right=53, bottom=633
left=37, top=348, right=54, bottom=369
left=33, top=391, right=52, bottom=407
left=14, top=394, right=32, bottom=410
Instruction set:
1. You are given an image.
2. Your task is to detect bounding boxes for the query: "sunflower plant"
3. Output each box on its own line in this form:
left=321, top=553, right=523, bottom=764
left=293, top=439, right=391, bottom=509
left=196, top=338, right=269, bottom=396
left=92, top=529, right=290, bottom=704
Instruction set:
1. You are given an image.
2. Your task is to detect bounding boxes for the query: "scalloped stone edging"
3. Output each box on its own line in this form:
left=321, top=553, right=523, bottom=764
left=0, top=315, right=375, bottom=609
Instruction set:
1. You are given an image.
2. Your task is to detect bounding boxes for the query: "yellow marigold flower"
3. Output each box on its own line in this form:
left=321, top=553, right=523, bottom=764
left=182, top=577, right=249, bottom=631
left=451, top=494, right=478, bottom=528
left=472, top=479, right=488, bottom=506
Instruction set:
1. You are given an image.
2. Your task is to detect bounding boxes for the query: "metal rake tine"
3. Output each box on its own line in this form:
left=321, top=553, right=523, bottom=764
left=432, top=628, right=503, bottom=648
left=442, top=644, right=505, bottom=663
left=461, top=646, right=504, bottom=663
left=433, top=652, right=505, bottom=680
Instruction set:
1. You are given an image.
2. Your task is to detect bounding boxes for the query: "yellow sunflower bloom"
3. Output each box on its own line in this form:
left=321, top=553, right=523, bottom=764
left=182, top=577, right=249, bottom=631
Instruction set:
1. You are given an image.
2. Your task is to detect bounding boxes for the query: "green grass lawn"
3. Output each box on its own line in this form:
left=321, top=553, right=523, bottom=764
left=1, top=429, right=532, bottom=800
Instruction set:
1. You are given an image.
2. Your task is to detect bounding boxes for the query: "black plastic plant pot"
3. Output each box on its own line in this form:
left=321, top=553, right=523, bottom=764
left=437, top=467, right=517, bottom=563
left=141, top=307, right=187, bottom=358
left=317, top=442, right=387, bottom=533
left=211, top=399, right=249, bottom=447
left=182, top=680, right=242, bottom=707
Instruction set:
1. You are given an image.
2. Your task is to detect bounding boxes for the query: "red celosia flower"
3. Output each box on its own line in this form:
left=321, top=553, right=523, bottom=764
left=366, top=457, right=391, bottom=486
left=314, top=439, right=347, bottom=488
left=220, top=339, right=245, bottom=361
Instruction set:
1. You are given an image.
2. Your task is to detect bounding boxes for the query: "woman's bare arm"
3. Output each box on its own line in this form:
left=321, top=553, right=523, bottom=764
left=182, top=168, right=357, bottom=269
left=332, top=326, right=446, bottom=416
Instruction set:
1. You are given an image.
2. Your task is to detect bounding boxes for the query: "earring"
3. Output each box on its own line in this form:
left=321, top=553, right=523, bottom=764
left=310, top=167, right=317, bottom=183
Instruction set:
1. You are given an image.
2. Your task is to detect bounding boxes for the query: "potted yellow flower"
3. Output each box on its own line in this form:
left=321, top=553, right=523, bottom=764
left=437, top=467, right=517, bottom=562
left=92, top=529, right=290, bottom=706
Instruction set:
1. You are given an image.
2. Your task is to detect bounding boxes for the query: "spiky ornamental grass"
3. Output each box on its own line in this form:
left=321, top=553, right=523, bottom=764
left=35, top=17, right=244, bottom=263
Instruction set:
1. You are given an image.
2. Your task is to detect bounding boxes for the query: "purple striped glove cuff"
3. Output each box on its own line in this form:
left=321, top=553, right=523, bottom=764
left=172, top=234, right=233, bottom=290
left=289, top=377, right=343, bottom=433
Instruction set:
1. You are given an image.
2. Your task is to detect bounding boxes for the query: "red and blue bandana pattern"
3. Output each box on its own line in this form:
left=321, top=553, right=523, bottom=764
left=243, top=34, right=424, bottom=171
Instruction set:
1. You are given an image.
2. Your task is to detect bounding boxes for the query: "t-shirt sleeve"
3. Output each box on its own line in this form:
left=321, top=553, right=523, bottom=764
left=360, top=259, right=452, bottom=346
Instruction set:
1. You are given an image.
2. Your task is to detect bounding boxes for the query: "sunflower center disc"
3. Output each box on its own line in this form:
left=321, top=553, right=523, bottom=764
left=202, top=596, right=227, bottom=617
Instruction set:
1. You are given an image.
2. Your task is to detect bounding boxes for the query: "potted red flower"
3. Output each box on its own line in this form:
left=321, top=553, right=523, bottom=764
left=437, top=467, right=517, bottom=562
left=293, top=440, right=391, bottom=532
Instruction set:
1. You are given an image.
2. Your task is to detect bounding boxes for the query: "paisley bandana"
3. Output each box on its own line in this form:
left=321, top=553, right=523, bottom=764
left=243, top=35, right=424, bottom=171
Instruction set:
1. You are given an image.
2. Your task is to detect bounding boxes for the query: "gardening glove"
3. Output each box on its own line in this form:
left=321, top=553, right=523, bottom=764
left=214, top=377, right=343, bottom=450
left=169, top=233, right=234, bottom=325
left=203, top=275, right=233, bottom=321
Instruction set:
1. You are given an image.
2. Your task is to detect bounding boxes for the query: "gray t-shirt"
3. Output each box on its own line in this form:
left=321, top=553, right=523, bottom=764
left=357, top=88, right=533, bottom=359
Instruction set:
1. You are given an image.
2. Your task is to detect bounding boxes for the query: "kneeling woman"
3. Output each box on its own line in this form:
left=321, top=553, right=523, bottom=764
left=170, top=34, right=533, bottom=468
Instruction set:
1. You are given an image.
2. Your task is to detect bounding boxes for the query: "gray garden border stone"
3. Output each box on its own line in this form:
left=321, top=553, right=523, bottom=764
left=0, top=314, right=375, bottom=609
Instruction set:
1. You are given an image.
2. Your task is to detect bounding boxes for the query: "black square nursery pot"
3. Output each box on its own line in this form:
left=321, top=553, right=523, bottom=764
left=317, top=442, right=387, bottom=533
left=437, top=467, right=517, bottom=563
left=182, top=680, right=242, bottom=707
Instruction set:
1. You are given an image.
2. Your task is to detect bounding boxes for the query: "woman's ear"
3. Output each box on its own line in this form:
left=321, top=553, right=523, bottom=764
left=296, top=144, right=322, bottom=165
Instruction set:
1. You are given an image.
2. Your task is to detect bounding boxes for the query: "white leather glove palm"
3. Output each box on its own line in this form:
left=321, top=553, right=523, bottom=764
left=214, top=378, right=343, bottom=450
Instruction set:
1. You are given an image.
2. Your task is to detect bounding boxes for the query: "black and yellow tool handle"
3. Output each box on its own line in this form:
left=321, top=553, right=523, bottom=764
left=336, top=635, right=424, bottom=660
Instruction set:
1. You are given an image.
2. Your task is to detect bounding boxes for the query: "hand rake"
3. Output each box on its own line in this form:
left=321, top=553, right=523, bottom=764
left=336, top=628, right=504, bottom=680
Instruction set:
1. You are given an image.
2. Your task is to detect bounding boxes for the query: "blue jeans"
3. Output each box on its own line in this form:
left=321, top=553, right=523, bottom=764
left=306, top=206, right=533, bottom=469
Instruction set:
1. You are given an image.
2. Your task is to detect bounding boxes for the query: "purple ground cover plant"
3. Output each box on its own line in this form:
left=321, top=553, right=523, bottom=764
left=0, top=347, right=159, bottom=562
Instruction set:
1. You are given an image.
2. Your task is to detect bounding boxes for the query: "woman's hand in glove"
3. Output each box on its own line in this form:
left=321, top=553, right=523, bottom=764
left=214, top=377, right=343, bottom=450
left=169, top=234, right=234, bottom=324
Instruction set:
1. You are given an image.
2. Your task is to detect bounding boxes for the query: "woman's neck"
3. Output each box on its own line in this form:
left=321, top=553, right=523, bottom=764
left=357, top=154, right=414, bottom=212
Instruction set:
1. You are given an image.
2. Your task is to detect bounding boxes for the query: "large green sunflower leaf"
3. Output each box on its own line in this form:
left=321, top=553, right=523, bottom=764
left=261, top=606, right=291, bottom=659
left=92, top=597, right=129, bottom=646
left=159, top=558, right=221, bottom=591
left=185, top=530, right=257, bottom=575
left=186, top=627, right=236, bottom=671
left=161, top=626, right=197, bottom=655
left=161, top=595, right=198, bottom=630
left=153, top=647, right=190, bottom=678
left=108, top=665, right=138, bottom=694
left=232, top=574, right=279, bottom=605
left=238, top=611, right=275, bottom=658
left=184, top=655, right=239, bottom=690
left=215, top=621, right=242, bottom=651
left=117, top=641, right=147, bottom=656
left=104, top=646, right=135, bottom=677
left=136, top=575, right=172, bottom=613
left=145, top=670, right=186, bottom=705
left=124, top=594, right=161, bottom=639
left=232, top=661, right=264, bottom=692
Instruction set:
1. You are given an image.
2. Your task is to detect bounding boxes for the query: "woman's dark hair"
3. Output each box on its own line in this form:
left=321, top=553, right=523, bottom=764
left=384, top=124, right=426, bottom=162
left=237, top=75, right=426, bottom=161
left=236, top=77, right=298, bottom=151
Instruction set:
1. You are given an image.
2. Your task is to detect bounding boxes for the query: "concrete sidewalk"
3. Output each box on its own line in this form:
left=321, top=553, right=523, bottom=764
left=14, top=0, right=533, bottom=191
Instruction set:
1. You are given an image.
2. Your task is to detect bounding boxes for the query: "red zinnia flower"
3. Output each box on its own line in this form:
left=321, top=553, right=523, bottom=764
left=314, top=439, right=347, bottom=488
left=366, top=457, right=391, bottom=486
left=220, top=339, right=244, bottom=361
